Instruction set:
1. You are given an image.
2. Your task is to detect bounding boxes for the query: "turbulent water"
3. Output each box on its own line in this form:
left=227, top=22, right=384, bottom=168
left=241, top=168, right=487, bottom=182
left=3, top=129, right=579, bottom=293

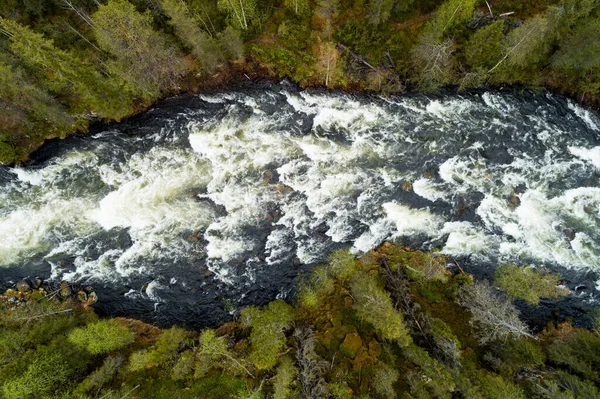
left=1, top=82, right=600, bottom=328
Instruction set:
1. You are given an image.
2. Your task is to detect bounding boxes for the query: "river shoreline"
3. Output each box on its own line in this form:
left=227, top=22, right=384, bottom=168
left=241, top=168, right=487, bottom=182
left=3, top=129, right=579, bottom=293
left=14, top=67, right=600, bottom=167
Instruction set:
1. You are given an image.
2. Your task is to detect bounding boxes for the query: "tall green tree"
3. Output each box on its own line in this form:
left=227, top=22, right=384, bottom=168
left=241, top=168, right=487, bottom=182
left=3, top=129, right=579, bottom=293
left=463, top=20, right=504, bottom=71
left=0, top=16, right=132, bottom=120
left=411, top=0, right=478, bottom=90
left=240, top=300, right=294, bottom=371
left=92, top=0, right=186, bottom=101
left=219, top=25, right=245, bottom=60
left=423, top=0, right=479, bottom=41
left=552, top=15, right=600, bottom=74
left=217, top=0, right=258, bottom=31
left=282, top=0, right=310, bottom=16
left=0, top=60, right=75, bottom=136
left=350, top=272, right=411, bottom=344
left=160, top=0, right=224, bottom=72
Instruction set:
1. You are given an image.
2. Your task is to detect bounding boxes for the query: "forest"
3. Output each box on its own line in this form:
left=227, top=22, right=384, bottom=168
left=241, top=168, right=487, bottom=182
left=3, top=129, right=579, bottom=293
left=2, top=244, right=599, bottom=398
left=0, top=0, right=599, bottom=163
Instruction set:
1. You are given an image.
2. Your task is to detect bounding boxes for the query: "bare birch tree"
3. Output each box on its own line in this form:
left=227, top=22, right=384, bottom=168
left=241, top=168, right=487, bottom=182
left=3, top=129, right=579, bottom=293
left=457, top=281, right=535, bottom=344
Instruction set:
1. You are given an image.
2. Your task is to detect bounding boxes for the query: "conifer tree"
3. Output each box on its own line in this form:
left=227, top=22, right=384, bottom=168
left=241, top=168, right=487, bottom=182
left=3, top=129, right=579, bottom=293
left=92, top=0, right=186, bottom=101
left=217, top=0, right=258, bottom=31
left=160, top=0, right=224, bottom=72
left=0, top=16, right=132, bottom=120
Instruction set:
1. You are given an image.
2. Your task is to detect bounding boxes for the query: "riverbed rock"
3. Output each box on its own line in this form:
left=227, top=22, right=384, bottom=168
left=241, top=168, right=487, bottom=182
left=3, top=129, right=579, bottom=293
left=340, top=332, right=362, bottom=359
left=78, top=290, right=88, bottom=303
left=86, top=291, right=98, bottom=306
left=15, top=280, right=31, bottom=293
left=60, top=286, right=72, bottom=298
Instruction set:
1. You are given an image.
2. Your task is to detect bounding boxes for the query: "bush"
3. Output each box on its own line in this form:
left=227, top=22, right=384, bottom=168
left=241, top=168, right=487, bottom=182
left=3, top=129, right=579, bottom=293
left=483, top=338, right=545, bottom=376
left=241, top=300, right=294, bottom=371
left=69, top=319, right=134, bottom=355
left=371, top=362, right=398, bottom=398
left=74, top=354, right=124, bottom=395
left=495, top=264, right=568, bottom=305
left=272, top=356, right=298, bottom=399
left=2, top=350, right=77, bottom=399
left=350, top=272, right=410, bottom=344
left=546, top=328, right=600, bottom=381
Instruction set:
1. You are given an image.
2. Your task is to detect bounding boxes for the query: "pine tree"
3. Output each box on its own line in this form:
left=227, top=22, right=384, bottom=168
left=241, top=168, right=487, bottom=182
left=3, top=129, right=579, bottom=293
left=217, top=0, right=258, bottom=31
left=160, top=0, right=224, bottom=72
left=0, top=17, right=132, bottom=120
left=92, top=0, right=186, bottom=101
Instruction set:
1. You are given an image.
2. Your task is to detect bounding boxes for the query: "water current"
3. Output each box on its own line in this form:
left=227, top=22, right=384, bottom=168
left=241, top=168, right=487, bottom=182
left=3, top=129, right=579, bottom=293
left=1, top=82, right=599, bottom=328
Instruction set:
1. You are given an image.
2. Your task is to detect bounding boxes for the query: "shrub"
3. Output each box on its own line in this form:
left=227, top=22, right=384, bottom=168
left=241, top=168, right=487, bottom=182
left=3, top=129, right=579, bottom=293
left=495, top=264, right=568, bottom=305
left=241, top=300, right=294, bottom=370
left=272, top=356, right=298, bottom=399
left=546, top=328, right=600, bottom=381
left=2, top=350, right=76, bottom=399
left=371, top=362, right=398, bottom=398
left=350, top=272, right=410, bottom=344
left=74, top=354, right=124, bottom=395
left=69, top=319, right=134, bottom=355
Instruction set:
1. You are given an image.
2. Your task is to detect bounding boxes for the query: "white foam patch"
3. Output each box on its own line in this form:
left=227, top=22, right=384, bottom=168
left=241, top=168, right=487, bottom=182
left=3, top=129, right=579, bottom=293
left=413, top=178, right=447, bottom=202
left=568, top=101, right=600, bottom=131
left=383, top=202, right=442, bottom=237
left=569, top=146, right=600, bottom=169
left=441, top=221, right=494, bottom=259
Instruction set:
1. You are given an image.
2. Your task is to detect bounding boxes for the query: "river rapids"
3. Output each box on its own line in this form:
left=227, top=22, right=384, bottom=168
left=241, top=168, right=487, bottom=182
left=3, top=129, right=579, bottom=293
left=1, top=82, right=599, bottom=328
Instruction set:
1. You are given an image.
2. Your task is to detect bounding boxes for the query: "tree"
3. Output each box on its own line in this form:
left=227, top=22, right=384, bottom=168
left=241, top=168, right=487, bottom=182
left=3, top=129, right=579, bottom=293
left=2, top=350, right=78, bottom=399
left=92, top=0, right=186, bottom=101
left=314, top=0, right=339, bottom=38
left=350, top=272, right=411, bottom=344
left=194, top=329, right=254, bottom=378
left=367, top=0, right=395, bottom=24
left=160, top=0, right=224, bottom=72
left=552, top=15, right=600, bottom=74
left=217, top=0, right=258, bottom=30
left=271, top=356, right=298, bottom=399
left=371, top=362, right=399, bottom=398
left=0, top=60, right=75, bottom=139
left=494, top=264, right=568, bottom=305
left=74, top=354, right=125, bottom=395
left=464, top=20, right=504, bottom=70
left=69, top=319, right=134, bottom=355
left=315, top=41, right=344, bottom=87
left=294, top=327, right=328, bottom=398
left=282, top=0, right=310, bottom=16
left=489, top=15, right=553, bottom=74
left=423, top=0, right=479, bottom=41
left=219, top=26, right=245, bottom=60
left=457, top=281, right=534, bottom=344
left=240, top=300, right=294, bottom=371
left=0, top=17, right=132, bottom=120
left=411, top=36, right=455, bottom=91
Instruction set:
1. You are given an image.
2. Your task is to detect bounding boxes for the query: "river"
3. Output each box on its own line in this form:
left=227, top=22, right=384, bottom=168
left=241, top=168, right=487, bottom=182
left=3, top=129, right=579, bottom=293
left=1, top=82, right=599, bottom=329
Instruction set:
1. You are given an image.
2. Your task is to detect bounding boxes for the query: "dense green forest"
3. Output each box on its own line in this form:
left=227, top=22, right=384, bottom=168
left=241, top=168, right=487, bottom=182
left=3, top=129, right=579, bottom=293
left=1, top=0, right=600, bottom=163
left=2, top=244, right=599, bottom=398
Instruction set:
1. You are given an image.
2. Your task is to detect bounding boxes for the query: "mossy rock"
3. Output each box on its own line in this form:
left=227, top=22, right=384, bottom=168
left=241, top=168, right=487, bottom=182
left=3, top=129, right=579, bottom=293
left=340, top=332, right=363, bottom=359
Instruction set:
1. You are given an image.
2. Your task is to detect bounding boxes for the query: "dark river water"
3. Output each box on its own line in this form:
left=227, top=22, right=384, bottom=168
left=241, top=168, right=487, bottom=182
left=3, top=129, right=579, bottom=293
left=1, top=82, right=600, bottom=329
